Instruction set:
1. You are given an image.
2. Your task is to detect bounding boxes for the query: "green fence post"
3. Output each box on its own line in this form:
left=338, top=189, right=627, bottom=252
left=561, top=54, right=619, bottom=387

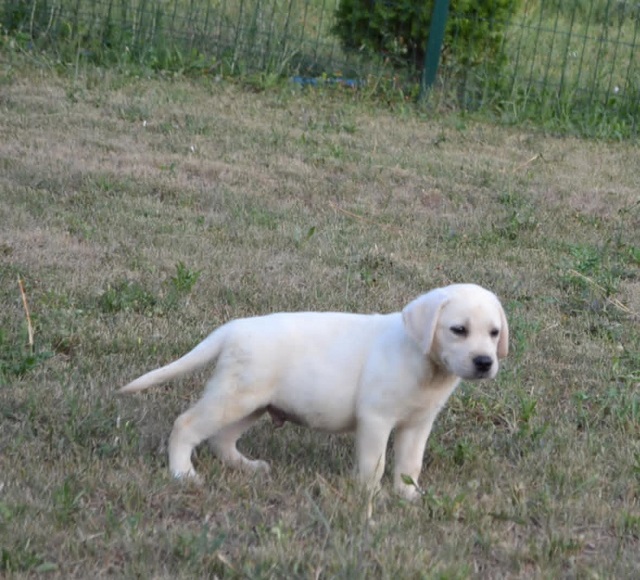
left=420, top=0, right=450, bottom=99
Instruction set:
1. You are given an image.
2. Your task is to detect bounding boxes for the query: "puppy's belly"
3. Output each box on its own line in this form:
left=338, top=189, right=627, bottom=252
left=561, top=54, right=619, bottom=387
left=260, top=357, right=361, bottom=433
left=267, top=386, right=358, bottom=433
left=266, top=404, right=356, bottom=432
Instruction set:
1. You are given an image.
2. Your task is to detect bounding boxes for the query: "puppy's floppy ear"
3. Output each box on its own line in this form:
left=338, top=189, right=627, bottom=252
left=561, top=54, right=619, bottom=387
left=497, top=301, right=509, bottom=359
left=402, top=288, right=449, bottom=355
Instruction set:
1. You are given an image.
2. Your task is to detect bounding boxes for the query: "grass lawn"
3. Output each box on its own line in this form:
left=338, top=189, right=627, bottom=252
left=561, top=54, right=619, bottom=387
left=0, top=53, right=638, bottom=577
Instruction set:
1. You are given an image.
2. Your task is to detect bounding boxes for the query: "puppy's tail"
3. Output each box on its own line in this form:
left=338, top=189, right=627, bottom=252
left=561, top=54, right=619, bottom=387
left=119, top=325, right=228, bottom=394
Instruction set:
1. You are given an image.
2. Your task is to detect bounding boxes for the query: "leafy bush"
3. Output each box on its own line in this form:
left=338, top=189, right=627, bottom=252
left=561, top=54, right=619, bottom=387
left=334, top=0, right=521, bottom=73
left=1, top=0, right=53, bottom=36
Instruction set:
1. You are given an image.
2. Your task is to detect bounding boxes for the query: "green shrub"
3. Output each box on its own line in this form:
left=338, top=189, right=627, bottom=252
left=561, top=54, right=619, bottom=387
left=333, top=0, right=521, bottom=74
left=1, top=0, right=55, bottom=36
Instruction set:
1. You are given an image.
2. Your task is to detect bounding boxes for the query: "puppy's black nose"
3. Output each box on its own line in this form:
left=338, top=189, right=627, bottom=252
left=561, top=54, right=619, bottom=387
left=473, top=355, right=493, bottom=373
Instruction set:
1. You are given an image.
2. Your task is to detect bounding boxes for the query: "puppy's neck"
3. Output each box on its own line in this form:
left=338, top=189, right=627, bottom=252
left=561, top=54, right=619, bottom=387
left=424, top=353, right=458, bottom=390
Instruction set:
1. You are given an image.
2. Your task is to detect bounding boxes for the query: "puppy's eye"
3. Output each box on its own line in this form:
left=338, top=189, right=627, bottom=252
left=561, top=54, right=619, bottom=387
left=450, top=325, right=467, bottom=337
left=490, top=329, right=500, bottom=338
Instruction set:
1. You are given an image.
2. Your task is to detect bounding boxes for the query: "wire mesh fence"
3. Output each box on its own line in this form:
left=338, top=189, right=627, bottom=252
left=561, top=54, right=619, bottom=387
left=494, top=1, right=640, bottom=137
left=1, top=0, right=638, bottom=137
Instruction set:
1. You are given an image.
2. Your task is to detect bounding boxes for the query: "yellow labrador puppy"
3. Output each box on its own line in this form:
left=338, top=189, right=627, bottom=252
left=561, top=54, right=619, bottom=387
left=121, top=283, right=508, bottom=500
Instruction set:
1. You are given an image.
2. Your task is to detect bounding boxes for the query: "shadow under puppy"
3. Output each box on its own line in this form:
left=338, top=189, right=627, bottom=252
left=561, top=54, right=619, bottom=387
left=120, top=283, right=508, bottom=501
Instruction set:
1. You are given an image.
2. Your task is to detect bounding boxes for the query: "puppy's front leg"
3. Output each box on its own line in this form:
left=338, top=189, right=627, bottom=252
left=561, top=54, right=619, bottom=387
left=393, top=419, right=436, bottom=501
left=355, top=415, right=394, bottom=492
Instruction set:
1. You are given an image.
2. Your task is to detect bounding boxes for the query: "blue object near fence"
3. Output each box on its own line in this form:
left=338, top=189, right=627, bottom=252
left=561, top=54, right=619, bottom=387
left=291, top=76, right=362, bottom=89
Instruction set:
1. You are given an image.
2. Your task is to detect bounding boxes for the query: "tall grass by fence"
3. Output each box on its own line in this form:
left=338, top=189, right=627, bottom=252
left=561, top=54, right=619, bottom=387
left=1, top=0, right=638, bottom=138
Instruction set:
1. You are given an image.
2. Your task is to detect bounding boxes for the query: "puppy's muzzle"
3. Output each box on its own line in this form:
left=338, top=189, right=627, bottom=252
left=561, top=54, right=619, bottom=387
left=473, top=355, right=493, bottom=376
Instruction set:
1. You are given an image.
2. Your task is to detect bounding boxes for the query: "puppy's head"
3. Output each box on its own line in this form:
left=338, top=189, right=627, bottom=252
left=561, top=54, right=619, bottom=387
left=402, top=284, right=508, bottom=380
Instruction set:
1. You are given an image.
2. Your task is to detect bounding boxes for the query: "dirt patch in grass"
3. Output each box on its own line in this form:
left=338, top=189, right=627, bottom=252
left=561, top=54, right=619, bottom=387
left=1, top=56, right=638, bottom=577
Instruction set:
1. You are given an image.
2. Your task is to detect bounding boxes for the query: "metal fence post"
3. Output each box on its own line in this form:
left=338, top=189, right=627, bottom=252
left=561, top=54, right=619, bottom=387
left=420, top=0, right=450, bottom=99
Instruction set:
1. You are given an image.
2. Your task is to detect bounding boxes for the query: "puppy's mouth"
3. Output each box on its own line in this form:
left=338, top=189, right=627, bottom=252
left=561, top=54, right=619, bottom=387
left=440, top=353, right=498, bottom=380
left=471, top=369, right=494, bottom=380
left=457, top=370, right=490, bottom=381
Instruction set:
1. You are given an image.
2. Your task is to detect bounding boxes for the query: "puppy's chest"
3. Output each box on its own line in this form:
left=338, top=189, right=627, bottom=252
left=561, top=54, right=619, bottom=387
left=397, top=376, right=460, bottom=422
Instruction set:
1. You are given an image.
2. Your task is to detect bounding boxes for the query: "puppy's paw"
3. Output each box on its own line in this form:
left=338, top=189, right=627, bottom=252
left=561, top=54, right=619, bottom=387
left=172, top=468, right=203, bottom=485
left=246, top=459, right=271, bottom=473
left=395, top=474, right=424, bottom=502
left=397, top=486, right=422, bottom=502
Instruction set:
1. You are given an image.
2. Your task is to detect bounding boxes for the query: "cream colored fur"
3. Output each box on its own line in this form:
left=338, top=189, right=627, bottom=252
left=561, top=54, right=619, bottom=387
left=120, top=283, right=508, bottom=500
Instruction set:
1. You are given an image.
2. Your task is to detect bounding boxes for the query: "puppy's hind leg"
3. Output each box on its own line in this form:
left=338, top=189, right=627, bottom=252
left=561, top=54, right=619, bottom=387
left=168, top=391, right=267, bottom=480
left=208, top=409, right=271, bottom=473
